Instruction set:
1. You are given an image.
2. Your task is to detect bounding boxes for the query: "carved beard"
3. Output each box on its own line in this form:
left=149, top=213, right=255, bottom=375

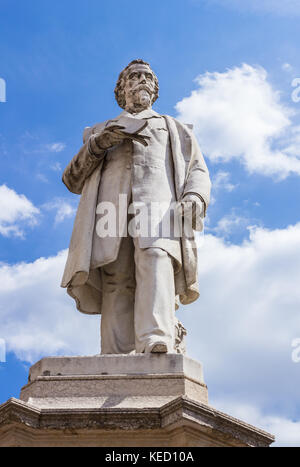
left=135, top=89, right=151, bottom=108
left=127, top=86, right=153, bottom=110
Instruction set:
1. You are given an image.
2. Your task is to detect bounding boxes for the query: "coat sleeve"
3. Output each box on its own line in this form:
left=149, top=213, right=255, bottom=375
left=183, top=131, right=211, bottom=218
left=62, top=127, right=107, bottom=195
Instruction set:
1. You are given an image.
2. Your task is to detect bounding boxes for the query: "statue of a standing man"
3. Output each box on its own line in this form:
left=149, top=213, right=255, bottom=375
left=61, top=60, right=211, bottom=355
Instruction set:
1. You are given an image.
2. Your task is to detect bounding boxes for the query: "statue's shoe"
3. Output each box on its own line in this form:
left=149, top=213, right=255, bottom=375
left=150, top=342, right=168, bottom=353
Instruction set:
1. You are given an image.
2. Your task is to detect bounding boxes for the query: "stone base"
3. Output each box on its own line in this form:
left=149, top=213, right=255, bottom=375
left=0, top=354, right=274, bottom=447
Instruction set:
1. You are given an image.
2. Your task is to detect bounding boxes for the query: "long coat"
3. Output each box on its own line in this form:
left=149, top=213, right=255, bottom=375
left=61, top=115, right=211, bottom=315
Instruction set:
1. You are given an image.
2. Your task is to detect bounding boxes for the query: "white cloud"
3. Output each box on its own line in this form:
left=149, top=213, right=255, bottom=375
left=282, top=63, right=293, bottom=73
left=45, top=143, right=66, bottom=153
left=210, top=170, right=237, bottom=205
left=281, top=124, right=300, bottom=155
left=188, top=223, right=300, bottom=370
left=50, top=162, right=62, bottom=172
left=0, top=185, right=40, bottom=238
left=211, top=400, right=300, bottom=446
left=212, top=171, right=236, bottom=193
left=36, top=173, right=49, bottom=184
left=54, top=203, right=76, bottom=224
left=20, top=135, right=66, bottom=155
left=0, top=250, right=99, bottom=363
left=176, top=64, right=300, bottom=179
left=212, top=211, right=253, bottom=236
left=207, top=0, right=300, bottom=16
left=43, top=198, right=77, bottom=224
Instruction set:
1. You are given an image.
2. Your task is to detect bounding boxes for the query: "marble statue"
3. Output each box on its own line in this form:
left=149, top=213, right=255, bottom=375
left=61, top=59, right=211, bottom=355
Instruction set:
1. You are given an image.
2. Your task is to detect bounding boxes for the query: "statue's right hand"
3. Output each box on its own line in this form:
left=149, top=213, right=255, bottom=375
left=93, top=130, right=125, bottom=151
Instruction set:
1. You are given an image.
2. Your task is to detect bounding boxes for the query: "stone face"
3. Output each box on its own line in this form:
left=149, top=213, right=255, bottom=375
left=0, top=354, right=275, bottom=447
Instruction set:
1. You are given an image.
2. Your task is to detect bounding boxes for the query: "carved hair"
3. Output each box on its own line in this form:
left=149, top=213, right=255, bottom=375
left=114, top=59, right=159, bottom=109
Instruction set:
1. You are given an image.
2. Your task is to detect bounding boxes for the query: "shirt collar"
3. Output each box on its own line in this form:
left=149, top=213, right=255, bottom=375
left=116, top=108, right=161, bottom=120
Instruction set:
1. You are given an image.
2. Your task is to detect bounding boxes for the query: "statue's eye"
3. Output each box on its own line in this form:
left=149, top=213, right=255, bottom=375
left=129, top=73, right=138, bottom=79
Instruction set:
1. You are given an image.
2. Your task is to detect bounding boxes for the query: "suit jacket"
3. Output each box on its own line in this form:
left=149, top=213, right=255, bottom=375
left=91, top=109, right=184, bottom=269
left=61, top=113, right=211, bottom=315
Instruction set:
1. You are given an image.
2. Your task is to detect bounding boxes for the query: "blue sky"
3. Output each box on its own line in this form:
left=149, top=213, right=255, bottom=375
left=1, top=0, right=300, bottom=446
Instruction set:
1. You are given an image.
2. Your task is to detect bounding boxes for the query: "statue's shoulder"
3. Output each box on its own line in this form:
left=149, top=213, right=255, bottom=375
left=82, top=120, right=110, bottom=144
left=163, top=115, right=194, bottom=134
left=164, top=115, right=193, bottom=130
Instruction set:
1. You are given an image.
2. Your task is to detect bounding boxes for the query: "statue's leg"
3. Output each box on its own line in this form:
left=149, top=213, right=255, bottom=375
left=133, top=241, right=175, bottom=354
left=100, top=235, right=136, bottom=354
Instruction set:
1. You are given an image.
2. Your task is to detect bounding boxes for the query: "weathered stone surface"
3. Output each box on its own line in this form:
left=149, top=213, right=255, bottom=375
left=20, top=354, right=208, bottom=407
left=0, top=354, right=275, bottom=447
left=27, top=353, right=205, bottom=382
left=0, top=396, right=275, bottom=447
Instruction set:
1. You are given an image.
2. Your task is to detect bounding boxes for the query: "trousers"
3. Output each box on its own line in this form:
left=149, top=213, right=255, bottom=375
left=100, top=235, right=176, bottom=354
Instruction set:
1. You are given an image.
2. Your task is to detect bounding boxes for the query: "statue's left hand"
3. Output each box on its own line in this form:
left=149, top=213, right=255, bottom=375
left=176, top=194, right=203, bottom=219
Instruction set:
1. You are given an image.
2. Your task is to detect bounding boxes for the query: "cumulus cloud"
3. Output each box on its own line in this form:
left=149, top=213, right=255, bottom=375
left=0, top=250, right=99, bottom=363
left=0, top=185, right=40, bottom=238
left=176, top=64, right=300, bottom=179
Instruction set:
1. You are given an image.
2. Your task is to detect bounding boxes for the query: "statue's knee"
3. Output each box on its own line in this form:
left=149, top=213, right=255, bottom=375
left=102, top=269, right=135, bottom=294
left=143, top=248, right=167, bottom=260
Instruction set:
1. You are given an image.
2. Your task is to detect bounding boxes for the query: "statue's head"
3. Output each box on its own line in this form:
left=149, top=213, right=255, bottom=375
left=115, top=59, right=159, bottom=111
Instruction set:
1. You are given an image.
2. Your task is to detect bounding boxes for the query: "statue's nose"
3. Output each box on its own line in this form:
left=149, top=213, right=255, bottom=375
left=139, top=74, right=146, bottom=83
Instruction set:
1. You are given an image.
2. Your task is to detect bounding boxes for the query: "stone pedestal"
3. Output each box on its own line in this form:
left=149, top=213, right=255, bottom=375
left=0, top=354, right=274, bottom=447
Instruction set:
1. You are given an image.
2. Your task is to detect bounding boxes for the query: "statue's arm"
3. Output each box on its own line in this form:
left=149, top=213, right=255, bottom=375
left=182, top=132, right=211, bottom=228
left=62, top=127, right=107, bottom=195
left=62, top=124, right=127, bottom=194
left=62, top=143, right=106, bottom=194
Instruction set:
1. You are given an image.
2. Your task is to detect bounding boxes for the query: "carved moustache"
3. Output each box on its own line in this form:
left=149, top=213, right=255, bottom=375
left=132, top=84, right=153, bottom=95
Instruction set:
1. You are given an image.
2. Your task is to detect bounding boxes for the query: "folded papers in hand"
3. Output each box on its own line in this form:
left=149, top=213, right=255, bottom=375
left=105, top=117, right=150, bottom=146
